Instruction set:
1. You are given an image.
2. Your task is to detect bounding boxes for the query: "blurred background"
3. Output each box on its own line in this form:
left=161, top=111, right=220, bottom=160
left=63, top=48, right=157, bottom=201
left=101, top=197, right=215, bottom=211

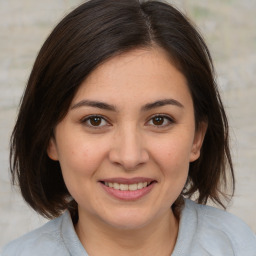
left=0, top=0, right=255, bottom=248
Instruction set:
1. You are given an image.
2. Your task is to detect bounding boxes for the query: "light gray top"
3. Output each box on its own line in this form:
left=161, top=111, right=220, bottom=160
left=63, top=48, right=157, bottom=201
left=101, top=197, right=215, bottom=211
left=1, top=199, right=256, bottom=256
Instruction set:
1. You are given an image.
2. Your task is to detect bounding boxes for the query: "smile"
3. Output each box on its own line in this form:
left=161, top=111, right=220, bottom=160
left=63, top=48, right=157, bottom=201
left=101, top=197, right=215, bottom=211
left=103, top=181, right=150, bottom=191
left=100, top=178, right=156, bottom=201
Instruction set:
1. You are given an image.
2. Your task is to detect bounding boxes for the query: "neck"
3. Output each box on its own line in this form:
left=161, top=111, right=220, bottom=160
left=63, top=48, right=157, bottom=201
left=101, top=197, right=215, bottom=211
left=75, top=209, right=179, bottom=256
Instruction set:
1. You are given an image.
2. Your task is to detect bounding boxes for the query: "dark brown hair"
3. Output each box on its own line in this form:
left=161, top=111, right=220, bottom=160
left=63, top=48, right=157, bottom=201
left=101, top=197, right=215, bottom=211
left=10, top=0, right=234, bottom=219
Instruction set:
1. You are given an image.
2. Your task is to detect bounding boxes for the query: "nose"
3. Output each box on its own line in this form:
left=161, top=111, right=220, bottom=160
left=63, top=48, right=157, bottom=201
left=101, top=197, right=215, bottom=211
left=108, top=125, right=149, bottom=171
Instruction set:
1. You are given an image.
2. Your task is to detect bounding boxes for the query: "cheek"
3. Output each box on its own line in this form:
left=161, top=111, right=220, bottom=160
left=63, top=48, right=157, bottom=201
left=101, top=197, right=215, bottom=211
left=57, top=135, right=108, bottom=182
left=149, top=134, right=192, bottom=196
left=149, top=134, right=193, bottom=173
left=149, top=137, right=190, bottom=206
left=58, top=138, right=109, bottom=201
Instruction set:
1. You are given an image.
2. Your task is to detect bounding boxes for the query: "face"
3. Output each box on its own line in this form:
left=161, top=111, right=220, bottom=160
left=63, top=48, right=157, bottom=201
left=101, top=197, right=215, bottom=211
left=48, top=48, right=206, bottom=230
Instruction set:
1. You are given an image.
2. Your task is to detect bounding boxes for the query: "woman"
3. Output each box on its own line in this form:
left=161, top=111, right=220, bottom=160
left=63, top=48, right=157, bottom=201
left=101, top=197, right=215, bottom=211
left=1, top=0, right=256, bottom=255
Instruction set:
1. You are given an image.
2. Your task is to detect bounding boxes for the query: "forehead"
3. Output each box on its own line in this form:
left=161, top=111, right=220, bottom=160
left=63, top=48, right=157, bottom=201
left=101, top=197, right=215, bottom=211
left=71, top=47, right=191, bottom=108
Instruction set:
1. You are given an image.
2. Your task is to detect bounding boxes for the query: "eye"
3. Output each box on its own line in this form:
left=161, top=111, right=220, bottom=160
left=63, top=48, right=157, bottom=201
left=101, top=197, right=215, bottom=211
left=147, top=115, right=174, bottom=127
left=81, top=115, right=110, bottom=128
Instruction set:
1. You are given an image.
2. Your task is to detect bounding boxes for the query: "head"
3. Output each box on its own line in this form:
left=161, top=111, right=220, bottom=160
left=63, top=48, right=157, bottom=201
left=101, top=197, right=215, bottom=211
left=10, top=0, right=234, bottom=220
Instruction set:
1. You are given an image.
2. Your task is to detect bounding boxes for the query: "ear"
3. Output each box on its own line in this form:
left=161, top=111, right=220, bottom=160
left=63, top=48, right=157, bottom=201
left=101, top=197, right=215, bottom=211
left=190, top=121, right=208, bottom=162
left=47, top=137, right=59, bottom=161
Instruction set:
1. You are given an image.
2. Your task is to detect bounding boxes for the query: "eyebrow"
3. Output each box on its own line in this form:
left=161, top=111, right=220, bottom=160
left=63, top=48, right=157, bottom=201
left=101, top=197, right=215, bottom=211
left=71, top=98, right=184, bottom=112
left=71, top=100, right=117, bottom=111
left=141, top=99, right=184, bottom=111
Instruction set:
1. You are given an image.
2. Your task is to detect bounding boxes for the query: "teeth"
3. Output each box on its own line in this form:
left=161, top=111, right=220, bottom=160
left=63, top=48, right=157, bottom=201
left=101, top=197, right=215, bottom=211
left=129, top=184, right=138, bottom=191
left=113, top=183, right=120, bottom=190
left=120, top=184, right=129, bottom=190
left=104, top=181, right=150, bottom=191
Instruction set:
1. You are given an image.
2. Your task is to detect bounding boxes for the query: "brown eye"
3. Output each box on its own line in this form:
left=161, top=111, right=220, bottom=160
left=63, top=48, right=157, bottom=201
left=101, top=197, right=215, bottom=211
left=82, top=115, right=109, bottom=128
left=152, top=116, right=165, bottom=125
left=148, top=115, right=174, bottom=127
left=89, top=116, right=102, bottom=126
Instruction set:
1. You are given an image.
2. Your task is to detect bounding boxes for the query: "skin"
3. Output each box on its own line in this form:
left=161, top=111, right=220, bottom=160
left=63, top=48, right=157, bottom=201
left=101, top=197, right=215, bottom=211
left=48, top=47, right=207, bottom=256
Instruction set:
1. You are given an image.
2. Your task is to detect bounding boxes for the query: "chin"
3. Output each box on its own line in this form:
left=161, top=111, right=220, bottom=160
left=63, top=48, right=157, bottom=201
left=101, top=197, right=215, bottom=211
left=101, top=208, right=157, bottom=231
left=107, top=218, right=149, bottom=231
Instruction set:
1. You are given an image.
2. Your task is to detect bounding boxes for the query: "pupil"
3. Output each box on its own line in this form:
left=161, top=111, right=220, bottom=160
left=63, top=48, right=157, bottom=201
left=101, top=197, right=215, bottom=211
left=90, top=117, right=101, bottom=126
left=153, top=117, right=164, bottom=125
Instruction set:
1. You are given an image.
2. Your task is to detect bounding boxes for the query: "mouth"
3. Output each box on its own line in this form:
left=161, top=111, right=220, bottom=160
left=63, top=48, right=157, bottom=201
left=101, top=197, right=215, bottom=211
left=101, top=181, right=154, bottom=191
left=99, top=178, right=156, bottom=200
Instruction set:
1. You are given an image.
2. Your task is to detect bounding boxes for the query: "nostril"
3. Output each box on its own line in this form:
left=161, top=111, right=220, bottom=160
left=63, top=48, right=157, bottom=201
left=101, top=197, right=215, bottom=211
left=109, top=148, right=149, bottom=171
left=108, top=133, right=149, bottom=169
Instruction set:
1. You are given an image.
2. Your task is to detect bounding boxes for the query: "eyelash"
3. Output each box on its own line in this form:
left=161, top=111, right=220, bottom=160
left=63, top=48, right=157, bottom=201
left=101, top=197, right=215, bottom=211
left=80, top=115, right=110, bottom=129
left=147, top=114, right=175, bottom=128
left=80, top=114, right=175, bottom=129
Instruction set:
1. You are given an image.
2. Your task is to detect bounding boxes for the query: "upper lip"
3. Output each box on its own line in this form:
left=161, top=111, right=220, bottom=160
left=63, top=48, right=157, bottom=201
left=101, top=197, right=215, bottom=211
left=100, top=177, right=156, bottom=185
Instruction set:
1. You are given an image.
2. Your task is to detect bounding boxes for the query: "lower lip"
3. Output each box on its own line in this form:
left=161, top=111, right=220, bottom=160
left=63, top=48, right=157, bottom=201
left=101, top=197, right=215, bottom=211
left=100, top=182, right=155, bottom=201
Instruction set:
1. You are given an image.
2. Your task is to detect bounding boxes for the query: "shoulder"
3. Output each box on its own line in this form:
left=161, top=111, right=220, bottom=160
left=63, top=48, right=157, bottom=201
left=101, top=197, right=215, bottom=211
left=187, top=199, right=255, bottom=239
left=180, top=199, right=256, bottom=255
left=1, top=212, right=70, bottom=256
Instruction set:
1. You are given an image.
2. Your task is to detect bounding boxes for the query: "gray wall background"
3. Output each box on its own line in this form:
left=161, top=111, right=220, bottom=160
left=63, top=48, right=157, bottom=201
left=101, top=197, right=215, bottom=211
left=0, top=0, right=255, bottom=248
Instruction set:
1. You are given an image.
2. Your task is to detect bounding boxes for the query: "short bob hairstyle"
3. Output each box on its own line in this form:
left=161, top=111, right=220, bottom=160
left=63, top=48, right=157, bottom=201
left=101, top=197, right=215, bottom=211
left=10, top=0, right=234, bottom=219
